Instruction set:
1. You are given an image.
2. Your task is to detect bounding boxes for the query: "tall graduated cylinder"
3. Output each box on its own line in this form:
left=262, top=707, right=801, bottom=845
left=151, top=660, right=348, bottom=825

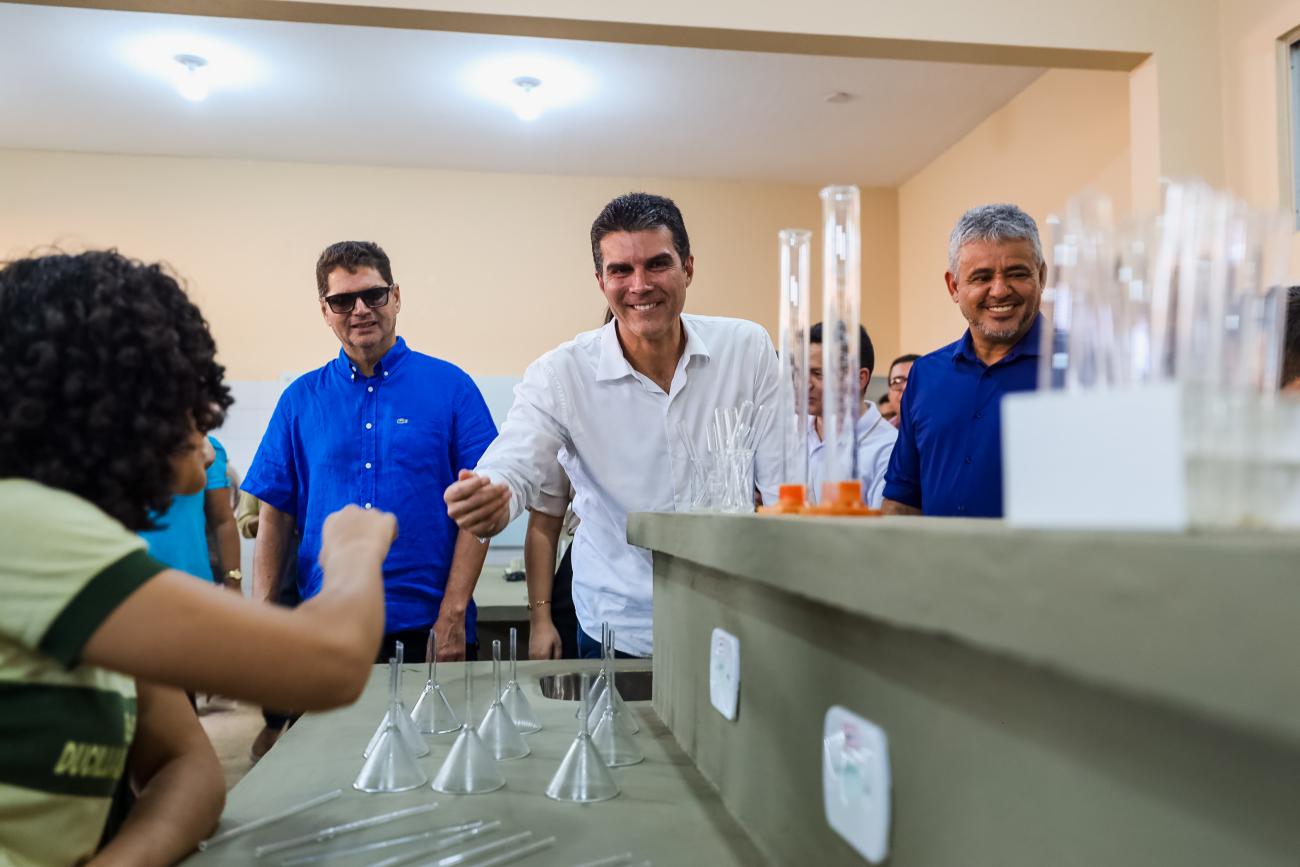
left=818, top=185, right=862, bottom=501
left=776, top=229, right=812, bottom=496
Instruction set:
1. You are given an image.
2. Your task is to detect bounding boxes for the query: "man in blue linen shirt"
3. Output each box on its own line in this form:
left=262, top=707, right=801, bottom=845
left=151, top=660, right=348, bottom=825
left=882, top=204, right=1044, bottom=518
left=243, top=241, right=497, bottom=662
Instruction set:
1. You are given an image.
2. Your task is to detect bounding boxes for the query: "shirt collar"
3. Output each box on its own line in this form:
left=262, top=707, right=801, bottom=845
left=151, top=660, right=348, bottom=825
left=334, top=335, right=410, bottom=380
left=952, top=314, right=1043, bottom=367
left=857, top=401, right=885, bottom=435
left=595, top=317, right=710, bottom=383
left=805, top=403, right=882, bottom=445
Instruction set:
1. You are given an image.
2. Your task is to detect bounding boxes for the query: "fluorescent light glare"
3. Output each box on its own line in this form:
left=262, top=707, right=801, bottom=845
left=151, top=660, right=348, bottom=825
left=120, top=32, right=264, bottom=99
left=465, top=54, right=592, bottom=120
left=510, top=76, right=542, bottom=121
left=174, top=54, right=209, bottom=101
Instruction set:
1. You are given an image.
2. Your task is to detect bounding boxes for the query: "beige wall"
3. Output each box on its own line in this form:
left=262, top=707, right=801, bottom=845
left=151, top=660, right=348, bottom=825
left=896, top=69, right=1132, bottom=355
left=0, top=148, right=899, bottom=379
left=1218, top=0, right=1300, bottom=271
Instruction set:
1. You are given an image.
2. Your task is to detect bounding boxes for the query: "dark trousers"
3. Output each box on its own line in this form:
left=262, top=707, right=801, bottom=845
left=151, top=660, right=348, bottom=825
left=378, top=628, right=479, bottom=663
left=577, top=627, right=644, bottom=660
left=552, top=546, right=580, bottom=659
left=263, top=538, right=302, bottom=731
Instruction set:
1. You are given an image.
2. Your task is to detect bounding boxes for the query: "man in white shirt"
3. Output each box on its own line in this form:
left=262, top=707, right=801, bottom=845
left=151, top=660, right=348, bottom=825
left=444, top=192, right=781, bottom=658
left=806, top=322, right=897, bottom=509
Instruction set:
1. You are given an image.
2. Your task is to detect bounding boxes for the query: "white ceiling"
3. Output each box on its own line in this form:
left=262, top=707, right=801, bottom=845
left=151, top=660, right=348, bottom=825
left=0, top=2, right=1044, bottom=186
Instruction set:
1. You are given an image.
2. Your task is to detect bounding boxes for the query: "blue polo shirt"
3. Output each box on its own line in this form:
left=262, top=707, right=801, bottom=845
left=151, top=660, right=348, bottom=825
left=883, top=317, right=1041, bottom=517
left=242, top=337, right=497, bottom=636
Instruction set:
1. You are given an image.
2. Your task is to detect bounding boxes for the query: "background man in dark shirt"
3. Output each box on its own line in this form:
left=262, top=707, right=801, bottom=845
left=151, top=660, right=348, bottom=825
left=882, top=204, right=1045, bottom=517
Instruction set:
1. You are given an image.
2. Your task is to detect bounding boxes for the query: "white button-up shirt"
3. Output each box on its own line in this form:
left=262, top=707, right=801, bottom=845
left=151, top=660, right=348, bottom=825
left=807, top=402, right=898, bottom=508
left=476, top=315, right=781, bottom=656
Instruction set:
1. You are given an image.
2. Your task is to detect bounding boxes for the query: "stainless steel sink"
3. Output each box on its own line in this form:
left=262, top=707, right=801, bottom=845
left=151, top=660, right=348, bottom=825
left=538, top=669, right=652, bottom=702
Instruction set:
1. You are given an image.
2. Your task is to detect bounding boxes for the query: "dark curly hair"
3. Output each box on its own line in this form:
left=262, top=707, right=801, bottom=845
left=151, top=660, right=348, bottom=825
left=590, top=192, right=691, bottom=273
left=0, top=250, right=232, bottom=530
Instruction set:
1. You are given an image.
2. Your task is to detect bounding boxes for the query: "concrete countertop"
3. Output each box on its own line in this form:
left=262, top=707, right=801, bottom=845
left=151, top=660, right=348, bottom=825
left=472, top=546, right=528, bottom=621
left=627, top=512, right=1300, bottom=749
left=183, top=660, right=764, bottom=866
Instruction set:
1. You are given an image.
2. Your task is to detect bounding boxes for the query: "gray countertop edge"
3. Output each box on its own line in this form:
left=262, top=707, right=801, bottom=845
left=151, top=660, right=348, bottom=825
left=628, top=511, right=1300, bottom=749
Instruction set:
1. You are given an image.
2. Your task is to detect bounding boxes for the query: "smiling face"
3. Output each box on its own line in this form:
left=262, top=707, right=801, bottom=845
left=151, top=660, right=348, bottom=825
left=320, top=265, right=400, bottom=363
left=945, top=238, right=1044, bottom=348
left=595, top=227, right=692, bottom=347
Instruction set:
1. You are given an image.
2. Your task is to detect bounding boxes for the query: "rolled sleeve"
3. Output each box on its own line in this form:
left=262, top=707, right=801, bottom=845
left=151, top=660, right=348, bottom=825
left=475, top=357, right=571, bottom=525
left=528, top=457, right=572, bottom=517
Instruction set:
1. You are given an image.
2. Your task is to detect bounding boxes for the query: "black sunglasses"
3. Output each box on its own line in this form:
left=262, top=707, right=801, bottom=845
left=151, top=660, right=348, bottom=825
left=324, top=285, right=392, bottom=315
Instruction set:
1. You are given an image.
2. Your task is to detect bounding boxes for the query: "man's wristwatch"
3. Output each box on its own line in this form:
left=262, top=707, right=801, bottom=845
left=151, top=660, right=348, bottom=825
left=225, top=569, right=243, bottom=584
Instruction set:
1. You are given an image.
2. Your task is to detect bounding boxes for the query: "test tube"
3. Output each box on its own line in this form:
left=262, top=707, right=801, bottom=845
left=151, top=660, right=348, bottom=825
left=818, top=185, right=862, bottom=503
left=1037, top=214, right=1069, bottom=391
left=776, top=229, right=812, bottom=500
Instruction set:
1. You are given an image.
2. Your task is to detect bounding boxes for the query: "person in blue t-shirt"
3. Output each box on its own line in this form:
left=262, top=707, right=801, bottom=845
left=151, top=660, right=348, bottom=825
left=140, top=435, right=241, bottom=588
left=882, top=203, right=1044, bottom=518
left=242, top=241, right=498, bottom=664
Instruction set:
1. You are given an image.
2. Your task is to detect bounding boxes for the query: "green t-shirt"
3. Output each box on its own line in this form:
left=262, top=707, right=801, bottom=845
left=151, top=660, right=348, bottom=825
left=0, top=480, right=166, bottom=867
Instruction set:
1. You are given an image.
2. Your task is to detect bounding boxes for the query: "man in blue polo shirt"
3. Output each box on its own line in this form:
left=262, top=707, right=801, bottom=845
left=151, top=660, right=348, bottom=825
left=243, top=241, right=497, bottom=664
left=882, top=203, right=1043, bottom=517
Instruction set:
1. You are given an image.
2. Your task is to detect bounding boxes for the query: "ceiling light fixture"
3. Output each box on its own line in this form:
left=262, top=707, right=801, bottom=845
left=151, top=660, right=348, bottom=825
left=173, top=53, right=209, bottom=102
left=511, top=75, right=542, bottom=121
left=463, top=54, right=592, bottom=120
left=120, top=33, right=264, bottom=100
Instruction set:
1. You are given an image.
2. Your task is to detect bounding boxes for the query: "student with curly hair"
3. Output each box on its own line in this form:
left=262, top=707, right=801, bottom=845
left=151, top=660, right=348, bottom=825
left=0, top=250, right=396, bottom=867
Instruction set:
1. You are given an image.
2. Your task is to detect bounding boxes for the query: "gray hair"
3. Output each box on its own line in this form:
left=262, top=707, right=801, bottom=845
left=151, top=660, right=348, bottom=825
left=947, top=203, right=1043, bottom=279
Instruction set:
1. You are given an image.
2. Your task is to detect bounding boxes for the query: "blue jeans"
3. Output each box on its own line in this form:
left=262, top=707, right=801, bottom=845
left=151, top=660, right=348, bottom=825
left=577, top=627, right=644, bottom=660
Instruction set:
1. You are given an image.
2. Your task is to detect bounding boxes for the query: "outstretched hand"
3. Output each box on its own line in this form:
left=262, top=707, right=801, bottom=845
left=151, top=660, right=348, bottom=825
left=444, top=470, right=512, bottom=538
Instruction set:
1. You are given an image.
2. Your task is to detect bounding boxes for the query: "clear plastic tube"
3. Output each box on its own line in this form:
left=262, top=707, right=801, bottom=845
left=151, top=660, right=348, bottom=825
left=818, top=185, right=862, bottom=498
left=416, top=830, right=533, bottom=867
left=254, top=802, right=441, bottom=857
left=197, top=789, right=342, bottom=850
left=776, top=229, right=812, bottom=493
left=458, top=836, right=557, bottom=867
left=569, top=855, right=638, bottom=867
left=362, top=823, right=507, bottom=867
left=280, top=821, right=495, bottom=867
left=1037, top=215, right=1069, bottom=391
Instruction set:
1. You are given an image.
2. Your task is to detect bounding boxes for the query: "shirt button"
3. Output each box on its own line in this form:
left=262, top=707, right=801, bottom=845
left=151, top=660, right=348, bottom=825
left=964, top=456, right=973, bottom=465
left=383, top=371, right=389, bottom=377
left=974, top=411, right=983, bottom=420
left=364, top=502, right=372, bottom=509
left=365, top=462, right=372, bottom=469
left=365, top=422, right=373, bottom=430
left=958, top=505, right=966, bottom=512
left=368, top=386, right=374, bottom=393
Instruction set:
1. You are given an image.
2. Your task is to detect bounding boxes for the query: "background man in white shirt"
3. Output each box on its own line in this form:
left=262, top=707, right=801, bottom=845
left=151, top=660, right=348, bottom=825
left=444, top=192, right=781, bottom=658
left=805, top=322, right=897, bottom=508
